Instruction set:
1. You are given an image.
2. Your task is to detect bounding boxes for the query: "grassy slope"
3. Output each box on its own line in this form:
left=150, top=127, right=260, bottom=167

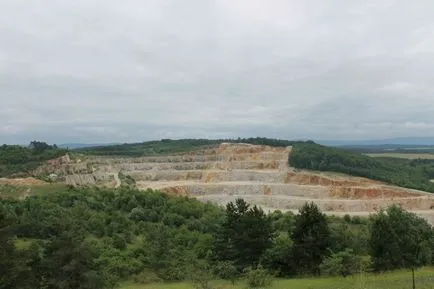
left=0, top=183, right=70, bottom=199
left=120, top=268, right=434, bottom=289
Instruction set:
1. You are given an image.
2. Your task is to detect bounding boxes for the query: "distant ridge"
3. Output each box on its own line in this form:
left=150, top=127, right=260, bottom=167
left=59, top=143, right=121, bottom=149
left=59, top=137, right=434, bottom=150
left=316, top=137, right=434, bottom=147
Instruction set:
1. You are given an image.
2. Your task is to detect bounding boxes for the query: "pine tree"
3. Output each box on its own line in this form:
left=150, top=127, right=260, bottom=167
left=213, top=199, right=273, bottom=272
left=291, top=202, right=331, bottom=275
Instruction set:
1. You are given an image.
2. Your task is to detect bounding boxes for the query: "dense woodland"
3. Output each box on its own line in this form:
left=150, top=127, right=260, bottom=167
left=1, top=187, right=433, bottom=289
left=0, top=141, right=66, bottom=178
left=290, top=142, right=434, bottom=192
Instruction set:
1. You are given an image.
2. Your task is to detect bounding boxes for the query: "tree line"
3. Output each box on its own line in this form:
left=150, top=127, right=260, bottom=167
left=290, top=142, right=434, bottom=192
left=77, top=137, right=302, bottom=156
left=0, top=141, right=66, bottom=178
left=1, top=187, right=433, bottom=289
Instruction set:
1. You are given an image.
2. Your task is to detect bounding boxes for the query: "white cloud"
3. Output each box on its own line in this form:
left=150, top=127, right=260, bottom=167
left=1, top=0, right=434, bottom=144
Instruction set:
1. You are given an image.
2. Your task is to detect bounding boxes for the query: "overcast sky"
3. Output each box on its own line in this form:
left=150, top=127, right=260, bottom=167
left=1, top=0, right=434, bottom=144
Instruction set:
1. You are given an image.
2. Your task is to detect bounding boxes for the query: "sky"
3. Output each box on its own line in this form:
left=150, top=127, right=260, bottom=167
left=1, top=0, right=434, bottom=144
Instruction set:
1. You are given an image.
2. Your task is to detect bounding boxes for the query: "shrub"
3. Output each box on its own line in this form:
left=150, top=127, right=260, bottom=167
left=133, top=270, right=162, bottom=284
left=244, top=265, right=273, bottom=288
left=320, top=249, right=365, bottom=277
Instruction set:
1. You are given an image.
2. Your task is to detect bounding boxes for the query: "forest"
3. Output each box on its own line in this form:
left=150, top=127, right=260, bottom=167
left=0, top=141, right=66, bottom=178
left=290, top=142, right=434, bottom=192
left=1, top=187, right=433, bottom=289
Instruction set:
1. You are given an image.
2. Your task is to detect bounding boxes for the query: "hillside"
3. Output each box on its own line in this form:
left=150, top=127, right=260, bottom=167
left=290, top=142, right=434, bottom=192
left=73, top=138, right=434, bottom=192
left=75, top=138, right=302, bottom=156
left=0, top=142, right=67, bottom=178
left=24, top=140, right=434, bottom=225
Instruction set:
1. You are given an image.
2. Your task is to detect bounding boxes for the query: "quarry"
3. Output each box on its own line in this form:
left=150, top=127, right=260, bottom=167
left=34, top=143, right=434, bottom=224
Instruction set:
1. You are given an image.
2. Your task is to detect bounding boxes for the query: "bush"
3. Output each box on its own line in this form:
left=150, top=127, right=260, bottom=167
left=133, top=270, right=162, bottom=284
left=188, top=261, right=218, bottom=289
left=244, top=265, right=273, bottom=288
left=213, top=261, right=238, bottom=284
left=320, top=249, right=365, bottom=277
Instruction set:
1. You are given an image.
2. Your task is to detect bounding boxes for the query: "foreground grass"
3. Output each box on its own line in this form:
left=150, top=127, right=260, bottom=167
left=120, top=267, right=434, bottom=289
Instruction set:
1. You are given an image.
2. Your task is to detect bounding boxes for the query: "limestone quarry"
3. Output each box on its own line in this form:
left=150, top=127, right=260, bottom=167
left=36, top=143, right=434, bottom=223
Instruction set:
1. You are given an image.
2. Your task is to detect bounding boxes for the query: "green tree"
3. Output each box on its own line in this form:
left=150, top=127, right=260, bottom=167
left=370, top=206, right=434, bottom=288
left=38, top=231, right=111, bottom=289
left=244, top=265, right=273, bottom=288
left=261, top=232, right=293, bottom=276
left=291, top=202, right=331, bottom=275
left=213, top=199, right=273, bottom=272
left=319, top=248, right=365, bottom=277
left=0, top=233, right=29, bottom=289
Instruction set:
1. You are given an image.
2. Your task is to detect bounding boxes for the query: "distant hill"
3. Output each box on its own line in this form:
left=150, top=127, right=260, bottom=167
left=62, top=137, right=434, bottom=150
left=75, top=138, right=305, bottom=156
left=58, top=143, right=121, bottom=149
left=290, top=142, right=434, bottom=193
left=317, top=137, right=434, bottom=147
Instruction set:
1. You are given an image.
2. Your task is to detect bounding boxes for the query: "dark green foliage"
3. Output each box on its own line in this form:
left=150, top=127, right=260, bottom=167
left=328, top=215, right=370, bottom=256
left=38, top=231, right=111, bottom=289
left=0, top=187, right=225, bottom=287
left=0, top=142, right=66, bottom=177
left=77, top=138, right=300, bottom=156
left=291, top=202, right=331, bottom=275
left=290, top=142, right=434, bottom=192
left=212, top=261, right=238, bottom=284
left=0, top=233, right=30, bottom=289
left=370, top=206, right=434, bottom=272
left=213, top=199, right=273, bottom=271
left=320, top=249, right=364, bottom=277
left=261, top=232, right=294, bottom=276
left=244, top=265, right=273, bottom=288
left=2, top=184, right=433, bottom=288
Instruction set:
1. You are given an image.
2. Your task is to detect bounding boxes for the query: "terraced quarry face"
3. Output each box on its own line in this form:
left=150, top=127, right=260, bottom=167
left=37, top=143, right=434, bottom=223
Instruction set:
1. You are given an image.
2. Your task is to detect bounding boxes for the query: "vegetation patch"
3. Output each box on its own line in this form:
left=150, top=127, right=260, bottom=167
left=290, top=142, right=434, bottom=192
left=0, top=141, right=67, bottom=178
left=75, top=138, right=301, bottom=157
left=1, top=186, right=433, bottom=289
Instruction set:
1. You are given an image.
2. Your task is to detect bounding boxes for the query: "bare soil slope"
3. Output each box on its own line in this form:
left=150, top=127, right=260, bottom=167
left=36, top=143, right=434, bottom=223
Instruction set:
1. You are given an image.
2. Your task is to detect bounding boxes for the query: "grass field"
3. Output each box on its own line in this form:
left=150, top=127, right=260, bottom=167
left=120, top=268, right=434, bottom=289
left=367, top=153, right=434, bottom=159
left=0, top=183, right=69, bottom=199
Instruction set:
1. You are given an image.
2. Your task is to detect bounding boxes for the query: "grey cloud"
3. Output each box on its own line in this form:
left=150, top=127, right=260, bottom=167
left=1, top=0, right=434, bottom=144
